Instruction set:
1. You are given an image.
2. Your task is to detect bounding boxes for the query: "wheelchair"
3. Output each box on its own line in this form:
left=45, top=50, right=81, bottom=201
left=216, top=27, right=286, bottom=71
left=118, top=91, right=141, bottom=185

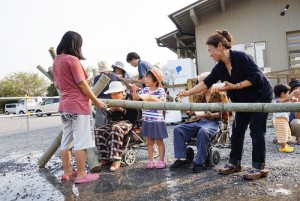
left=186, top=119, right=231, bottom=167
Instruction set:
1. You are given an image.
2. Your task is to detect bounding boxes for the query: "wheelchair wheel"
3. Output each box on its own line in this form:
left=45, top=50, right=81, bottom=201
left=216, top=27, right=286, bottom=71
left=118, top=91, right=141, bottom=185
left=123, top=150, right=136, bottom=165
left=207, top=149, right=220, bottom=167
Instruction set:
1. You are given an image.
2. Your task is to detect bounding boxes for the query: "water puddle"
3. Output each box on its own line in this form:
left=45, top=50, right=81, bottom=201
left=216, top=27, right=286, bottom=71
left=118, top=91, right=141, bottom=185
left=267, top=183, right=298, bottom=196
left=1, top=151, right=300, bottom=200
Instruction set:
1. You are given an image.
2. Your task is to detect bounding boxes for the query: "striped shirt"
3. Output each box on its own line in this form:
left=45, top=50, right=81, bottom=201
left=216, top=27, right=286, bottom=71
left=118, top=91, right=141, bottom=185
left=138, top=87, right=166, bottom=122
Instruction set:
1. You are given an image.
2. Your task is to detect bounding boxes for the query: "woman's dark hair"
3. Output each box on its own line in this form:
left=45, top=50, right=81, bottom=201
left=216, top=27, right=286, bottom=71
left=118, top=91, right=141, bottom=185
left=56, top=31, right=85, bottom=60
left=146, top=71, right=159, bottom=87
left=126, top=52, right=140, bottom=62
left=206, top=30, right=233, bottom=49
left=274, top=83, right=290, bottom=98
left=112, top=66, right=126, bottom=78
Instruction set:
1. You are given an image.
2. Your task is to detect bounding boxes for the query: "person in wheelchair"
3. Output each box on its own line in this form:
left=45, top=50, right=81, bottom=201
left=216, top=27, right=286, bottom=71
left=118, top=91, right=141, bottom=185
left=170, top=72, right=231, bottom=173
left=94, top=81, right=138, bottom=172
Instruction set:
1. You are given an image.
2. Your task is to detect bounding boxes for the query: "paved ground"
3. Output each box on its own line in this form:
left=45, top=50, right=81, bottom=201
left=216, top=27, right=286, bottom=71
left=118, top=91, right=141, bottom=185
left=0, top=115, right=299, bottom=200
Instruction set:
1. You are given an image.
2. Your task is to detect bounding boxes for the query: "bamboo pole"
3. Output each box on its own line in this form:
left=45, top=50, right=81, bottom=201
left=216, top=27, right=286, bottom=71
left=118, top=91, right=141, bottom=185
left=37, top=74, right=110, bottom=169
left=48, top=47, right=57, bottom=60
left=37, top=65, right=53, bottom=81
left=101, top=99, right=300, bottom=113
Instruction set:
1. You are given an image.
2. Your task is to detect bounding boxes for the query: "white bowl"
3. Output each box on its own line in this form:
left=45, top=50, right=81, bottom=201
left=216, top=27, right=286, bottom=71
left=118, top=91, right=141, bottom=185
left=139, top=94, right=150, bottom=100
left=195, top=111, right=205, bottom=116
left=214, top=83, right=226, bottom=89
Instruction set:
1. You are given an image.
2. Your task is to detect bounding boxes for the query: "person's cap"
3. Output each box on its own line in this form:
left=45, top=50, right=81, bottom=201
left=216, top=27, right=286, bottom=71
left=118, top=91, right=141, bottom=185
left=112, top=61, right=126, bottom=72
left=289, top=80, right=300, bottom=91
left=103, top=81, right=126, bottom=94
left=98, top=60, right=113, bottom=72
left=150, top=68, right=164, bottom=84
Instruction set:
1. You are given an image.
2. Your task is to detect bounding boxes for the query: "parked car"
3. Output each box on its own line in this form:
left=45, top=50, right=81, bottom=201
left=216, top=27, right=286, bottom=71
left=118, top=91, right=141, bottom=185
left=16, top=97, right=43, bottom=114
left=35, top=97, right=60, bottom=117
left=4, top=103, right=17, bottom=115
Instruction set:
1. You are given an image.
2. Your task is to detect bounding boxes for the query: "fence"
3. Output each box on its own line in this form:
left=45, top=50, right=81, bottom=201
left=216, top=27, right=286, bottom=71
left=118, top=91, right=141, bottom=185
left=0, top=96, right=60, bottom=133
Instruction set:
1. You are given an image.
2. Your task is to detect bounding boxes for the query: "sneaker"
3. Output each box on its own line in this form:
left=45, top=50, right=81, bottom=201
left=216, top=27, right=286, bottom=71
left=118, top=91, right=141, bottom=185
left=147, top=160, right=155, bottom=169
left=286, top=144, right=294, bottom=149
left=219, top=164, right=243, bottom=175
left=74, top=173, right=99, bottom=184
left=156, top=160, right=166, bottom=169
left=170, top=159, right=190, bottom=169
left=279, top=144, right=294, bottom=153
left=192, top=162, right=205, bottom=173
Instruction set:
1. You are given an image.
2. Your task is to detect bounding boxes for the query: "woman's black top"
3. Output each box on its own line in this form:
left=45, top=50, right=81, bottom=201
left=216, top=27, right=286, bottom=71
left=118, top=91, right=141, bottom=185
left=109, top=93, right=138, bottom=125
left=204, top=50, right=273, bottom=103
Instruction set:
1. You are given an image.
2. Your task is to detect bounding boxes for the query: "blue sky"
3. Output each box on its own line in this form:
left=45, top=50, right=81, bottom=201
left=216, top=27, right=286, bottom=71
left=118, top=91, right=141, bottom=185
left=0, top=0, right=196, bottom=79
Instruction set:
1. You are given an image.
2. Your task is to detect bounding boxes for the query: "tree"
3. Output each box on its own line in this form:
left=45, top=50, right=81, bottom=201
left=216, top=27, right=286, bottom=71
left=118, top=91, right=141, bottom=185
left=0, top=72, right=49, bottom=97
left=84, top=65, right=96, bottom=87
left=46, top=83, right=59, bottom=96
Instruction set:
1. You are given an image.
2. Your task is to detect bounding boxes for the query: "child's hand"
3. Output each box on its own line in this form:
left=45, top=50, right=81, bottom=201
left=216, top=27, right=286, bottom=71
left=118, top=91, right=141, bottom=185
left=291, top=89, right=300, bottom=99
left=130, top=84, right=138, bottom=92
left=130, top=78, right=136, bottom=84
left=291, top=96, right=299, bottom=102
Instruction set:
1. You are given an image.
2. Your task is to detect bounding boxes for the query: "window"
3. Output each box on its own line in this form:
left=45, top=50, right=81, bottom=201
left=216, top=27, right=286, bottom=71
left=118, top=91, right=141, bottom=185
left=232, top=42, right=266, bottom=67
left=53, top=98, right=60, bottom=103
left=6, top=104, right=16, bottom=108
left=287, top=31, right=300, bottom=67
left=19, top=100, right=25, bottom=105
left=44, top=98, right=54, bottom=105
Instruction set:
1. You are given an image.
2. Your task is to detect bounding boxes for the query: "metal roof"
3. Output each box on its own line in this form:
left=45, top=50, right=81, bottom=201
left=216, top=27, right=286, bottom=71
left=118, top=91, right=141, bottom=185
left=156, top=0, right=236, bottom=58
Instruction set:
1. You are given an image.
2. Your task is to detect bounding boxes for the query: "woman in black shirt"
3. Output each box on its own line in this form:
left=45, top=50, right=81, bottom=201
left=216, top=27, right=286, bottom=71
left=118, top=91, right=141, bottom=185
left=180, top=30, right=273, bottom=180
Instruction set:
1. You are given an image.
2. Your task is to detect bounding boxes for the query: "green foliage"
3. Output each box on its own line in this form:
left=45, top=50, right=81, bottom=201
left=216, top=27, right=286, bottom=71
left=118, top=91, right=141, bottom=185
left=84, top=66, right=96, bottom=87
left=0, top=72, right=49, bottom=97
left=46, top=83, right=59, bottom=96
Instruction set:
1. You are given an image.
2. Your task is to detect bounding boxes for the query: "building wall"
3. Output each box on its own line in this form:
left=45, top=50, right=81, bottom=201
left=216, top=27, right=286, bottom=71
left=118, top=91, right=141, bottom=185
left=195, top=0, right=300, bottom=76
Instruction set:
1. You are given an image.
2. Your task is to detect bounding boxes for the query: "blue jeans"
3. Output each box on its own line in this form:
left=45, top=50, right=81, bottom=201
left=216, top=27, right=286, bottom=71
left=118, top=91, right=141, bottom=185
left=229, top=112, right=269, bottom=169
left=173, top=118, right=219, bottom=165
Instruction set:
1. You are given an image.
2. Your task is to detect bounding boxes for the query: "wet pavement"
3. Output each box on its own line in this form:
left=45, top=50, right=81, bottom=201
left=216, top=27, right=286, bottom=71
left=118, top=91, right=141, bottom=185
left=0, top=116, right=300, bottom=200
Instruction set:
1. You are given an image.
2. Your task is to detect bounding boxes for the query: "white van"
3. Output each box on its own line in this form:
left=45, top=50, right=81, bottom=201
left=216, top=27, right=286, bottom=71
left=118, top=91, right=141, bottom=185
left=4, top=103, right=17, bottom=115
left=16, top=98, right=43, bottom=114
left=35, top=96, right=60, bottom=117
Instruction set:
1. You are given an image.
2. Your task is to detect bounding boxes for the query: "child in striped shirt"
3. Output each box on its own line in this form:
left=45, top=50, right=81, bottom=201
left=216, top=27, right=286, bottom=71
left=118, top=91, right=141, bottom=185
left=132, top=68, right=168, bottom=169
left=272, top=84, right=295, bottom=153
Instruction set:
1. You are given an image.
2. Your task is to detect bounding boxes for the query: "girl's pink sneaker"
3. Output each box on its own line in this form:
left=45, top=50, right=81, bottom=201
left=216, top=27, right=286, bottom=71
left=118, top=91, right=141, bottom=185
left=147, top=161, right=155, bottom=169
left=156, top=160, right=166, bottom=169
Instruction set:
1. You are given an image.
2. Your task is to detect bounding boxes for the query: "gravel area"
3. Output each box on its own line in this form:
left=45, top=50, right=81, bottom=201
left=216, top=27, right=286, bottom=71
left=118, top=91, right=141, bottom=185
left=0, top=116, right=299, bottom=200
